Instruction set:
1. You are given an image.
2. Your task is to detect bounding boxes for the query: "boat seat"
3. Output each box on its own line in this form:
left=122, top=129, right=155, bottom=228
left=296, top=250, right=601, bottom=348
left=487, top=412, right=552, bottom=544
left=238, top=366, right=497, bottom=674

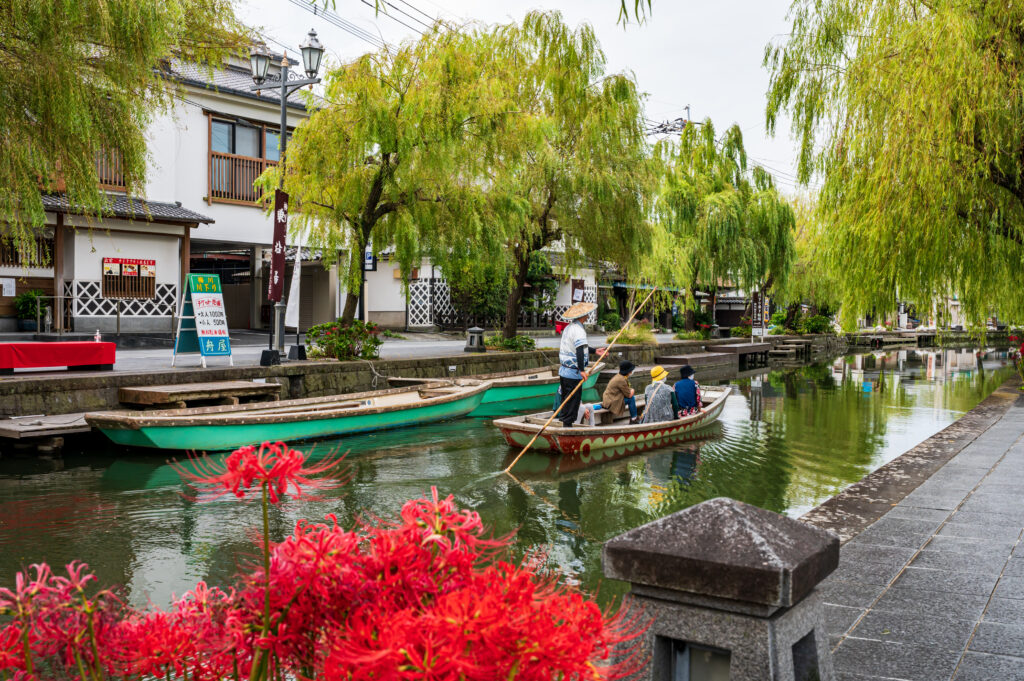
left=417, top=388, right=459, bottom=398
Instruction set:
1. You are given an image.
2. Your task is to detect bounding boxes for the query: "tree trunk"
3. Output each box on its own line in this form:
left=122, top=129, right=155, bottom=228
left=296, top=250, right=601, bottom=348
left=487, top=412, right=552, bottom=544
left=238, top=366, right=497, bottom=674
left=340, top=227, right=370, bottom=324
left=685, top=279, right=699, bottom=330
left=502, top=247, right=531, bottom=339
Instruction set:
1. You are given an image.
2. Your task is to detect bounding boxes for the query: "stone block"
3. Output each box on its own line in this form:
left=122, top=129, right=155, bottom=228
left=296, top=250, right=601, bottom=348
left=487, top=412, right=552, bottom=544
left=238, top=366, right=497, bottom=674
left=892, top=566, right=1000, bottom=596
left=872, top=585, right=990, bottom=621
left=969, top=622, right=1024, bottom=657
left=603, top=497, right=839, bottom=613
left=851, top=609, right=975, bottom=651
left=831, top=638, right=960, bottom=681
left=952, top=652, right=1024, bottom=680
left=984, top=598, right=1024, bottom=625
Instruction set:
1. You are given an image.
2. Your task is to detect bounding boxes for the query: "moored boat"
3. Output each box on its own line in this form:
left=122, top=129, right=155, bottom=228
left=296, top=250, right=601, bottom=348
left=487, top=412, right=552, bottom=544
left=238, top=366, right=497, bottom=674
left=493, top=385, right=731, bottom=455
left=388, top=364, right=604, bottom=416
left=86, top=381, right=491, bottom=451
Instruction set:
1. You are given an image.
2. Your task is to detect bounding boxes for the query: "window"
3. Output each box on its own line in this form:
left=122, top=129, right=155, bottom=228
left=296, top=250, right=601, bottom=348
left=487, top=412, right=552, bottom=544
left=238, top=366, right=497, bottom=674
left=212, top=120, right=260, bottom=157
left=265, top=130, right=281, bottom=162
left=101, top=259, right=156, bottom=300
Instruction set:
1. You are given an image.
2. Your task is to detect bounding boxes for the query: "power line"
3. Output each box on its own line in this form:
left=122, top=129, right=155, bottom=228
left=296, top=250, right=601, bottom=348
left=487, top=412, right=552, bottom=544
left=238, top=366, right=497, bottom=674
left=288, top=0, right=388, bottom=51
left=393, top=0, right=437, bottom=23
left=380, top=0, right=434, bottom=31
left=359, top=0, right=424, bottom=35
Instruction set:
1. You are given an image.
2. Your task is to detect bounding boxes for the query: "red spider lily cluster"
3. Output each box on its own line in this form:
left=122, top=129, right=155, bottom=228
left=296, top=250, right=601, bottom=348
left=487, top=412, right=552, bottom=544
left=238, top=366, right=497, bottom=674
left=1, top=443, right=645, bottom=681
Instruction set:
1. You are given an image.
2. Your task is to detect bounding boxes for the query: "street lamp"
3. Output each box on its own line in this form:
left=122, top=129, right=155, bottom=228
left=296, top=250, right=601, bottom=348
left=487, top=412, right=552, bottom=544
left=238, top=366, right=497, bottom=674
left=249, top=32, right=324, bottom=366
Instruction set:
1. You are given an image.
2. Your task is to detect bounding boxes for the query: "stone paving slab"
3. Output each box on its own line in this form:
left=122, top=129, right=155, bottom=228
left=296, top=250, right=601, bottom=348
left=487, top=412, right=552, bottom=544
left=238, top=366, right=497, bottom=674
left=810, top=382, right=1024, bottom=680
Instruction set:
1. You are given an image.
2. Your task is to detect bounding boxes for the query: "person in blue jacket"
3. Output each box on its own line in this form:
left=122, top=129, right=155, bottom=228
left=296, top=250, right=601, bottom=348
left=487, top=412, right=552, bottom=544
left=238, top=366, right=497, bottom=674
left=674, top=365, right=702, bottom=417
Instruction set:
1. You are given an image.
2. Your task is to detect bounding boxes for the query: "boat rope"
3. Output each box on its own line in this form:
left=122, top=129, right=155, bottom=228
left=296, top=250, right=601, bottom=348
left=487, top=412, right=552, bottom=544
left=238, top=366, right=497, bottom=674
left=354, top=357, right=391, bottom=389
left=503, top=286, right=659, bottom=475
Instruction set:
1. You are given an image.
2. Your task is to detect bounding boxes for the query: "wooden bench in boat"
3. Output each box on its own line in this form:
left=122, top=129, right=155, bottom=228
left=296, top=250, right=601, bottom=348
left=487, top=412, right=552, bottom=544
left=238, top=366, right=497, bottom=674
left=119, top=380, right=282, bottom=409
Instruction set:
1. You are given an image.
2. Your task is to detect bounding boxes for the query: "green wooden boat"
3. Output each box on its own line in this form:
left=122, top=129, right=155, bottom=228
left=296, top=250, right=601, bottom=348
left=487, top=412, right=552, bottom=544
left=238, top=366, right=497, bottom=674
left=388, top=364, right=605, bottom=417
left=85, top=381, right=490, bottom=451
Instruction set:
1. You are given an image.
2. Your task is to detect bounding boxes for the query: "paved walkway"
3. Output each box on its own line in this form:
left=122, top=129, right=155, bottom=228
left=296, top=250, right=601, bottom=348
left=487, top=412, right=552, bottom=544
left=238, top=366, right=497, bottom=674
left=820, top=393, right=1024, bottom=680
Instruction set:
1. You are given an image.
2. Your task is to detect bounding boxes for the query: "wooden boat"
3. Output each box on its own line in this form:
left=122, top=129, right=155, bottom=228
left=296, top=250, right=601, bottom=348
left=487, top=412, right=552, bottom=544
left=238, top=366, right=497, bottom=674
left=388, top=364, right=604, bottom=416
left=501, top=427, right=720, bottom=477
left=493, top=385, right=731, bottom=455
left=86, top=381, right=491, bottom=451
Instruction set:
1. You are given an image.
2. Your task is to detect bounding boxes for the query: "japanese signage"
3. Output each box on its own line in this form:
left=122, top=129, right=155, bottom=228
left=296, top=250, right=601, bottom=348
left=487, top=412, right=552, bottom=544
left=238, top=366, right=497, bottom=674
left=103, top=258, right=155, bottom=277
left=172, top=273, right=232, bottom=366
left=0, top=278, right=14, bottom=297
left=268, top=189, right=288, bottom=302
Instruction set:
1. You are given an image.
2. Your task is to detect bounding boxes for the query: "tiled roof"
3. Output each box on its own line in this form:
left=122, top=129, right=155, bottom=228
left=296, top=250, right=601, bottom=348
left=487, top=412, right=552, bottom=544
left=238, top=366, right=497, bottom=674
left=169, top=60, right=310, bottom=110
left=42, top=194, right=214, bottom=225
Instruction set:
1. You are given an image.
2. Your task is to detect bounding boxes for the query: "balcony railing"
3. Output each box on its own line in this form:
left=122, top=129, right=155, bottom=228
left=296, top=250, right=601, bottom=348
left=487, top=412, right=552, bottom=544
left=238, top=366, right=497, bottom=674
left=209, top=152, right=277, bottom=204
left=96, top=151, right=126, bottom=191
left=0, top=237, right=53, bottom=268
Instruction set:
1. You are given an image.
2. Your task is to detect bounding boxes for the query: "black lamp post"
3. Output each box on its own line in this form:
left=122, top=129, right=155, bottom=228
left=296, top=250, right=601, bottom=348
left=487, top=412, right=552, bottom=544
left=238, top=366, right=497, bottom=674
left=249, top=30, right=324, bottom=366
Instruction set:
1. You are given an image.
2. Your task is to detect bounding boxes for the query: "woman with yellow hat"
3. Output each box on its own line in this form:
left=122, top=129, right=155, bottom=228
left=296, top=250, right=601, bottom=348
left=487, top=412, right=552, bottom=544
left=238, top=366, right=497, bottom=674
left=641, top=365, right=679, bottom=424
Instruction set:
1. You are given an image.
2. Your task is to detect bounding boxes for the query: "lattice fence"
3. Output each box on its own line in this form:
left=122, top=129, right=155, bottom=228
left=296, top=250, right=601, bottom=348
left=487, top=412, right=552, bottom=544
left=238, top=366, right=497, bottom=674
left=72, top=280, right=177, bottom=317
left=407, top=278, right=595, bottom=329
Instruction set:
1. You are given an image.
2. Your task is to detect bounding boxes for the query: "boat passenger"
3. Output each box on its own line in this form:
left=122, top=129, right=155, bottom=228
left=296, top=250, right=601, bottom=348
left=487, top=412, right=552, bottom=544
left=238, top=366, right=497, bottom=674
left=641, top=365, right=679, bottom=424
left=674, top=365, right=702, bottom=417
left=556, top=301, right=599, bottom=428
left=594, top=360, right=638, bottom=425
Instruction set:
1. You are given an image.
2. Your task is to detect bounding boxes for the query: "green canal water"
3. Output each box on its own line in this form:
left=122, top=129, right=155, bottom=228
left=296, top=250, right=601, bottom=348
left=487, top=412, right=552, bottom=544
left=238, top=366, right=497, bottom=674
left=0, top=348, right=1013, bottom=607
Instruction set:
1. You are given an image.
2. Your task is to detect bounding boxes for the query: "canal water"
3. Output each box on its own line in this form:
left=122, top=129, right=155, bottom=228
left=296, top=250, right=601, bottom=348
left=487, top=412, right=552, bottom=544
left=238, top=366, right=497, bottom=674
left=0, top=348, right=1013, bottom=608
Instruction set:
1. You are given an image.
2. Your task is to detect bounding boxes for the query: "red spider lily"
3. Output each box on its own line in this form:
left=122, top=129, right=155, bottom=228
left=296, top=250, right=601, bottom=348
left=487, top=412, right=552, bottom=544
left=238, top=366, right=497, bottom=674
left=171, top=442, right=349, bottom=503
left=1, top=449, right=646, bottom=681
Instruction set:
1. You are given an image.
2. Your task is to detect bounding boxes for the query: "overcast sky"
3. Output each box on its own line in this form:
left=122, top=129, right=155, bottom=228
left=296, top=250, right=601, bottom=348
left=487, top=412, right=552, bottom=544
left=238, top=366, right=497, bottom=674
left=237, top=0, right=806, bottom=194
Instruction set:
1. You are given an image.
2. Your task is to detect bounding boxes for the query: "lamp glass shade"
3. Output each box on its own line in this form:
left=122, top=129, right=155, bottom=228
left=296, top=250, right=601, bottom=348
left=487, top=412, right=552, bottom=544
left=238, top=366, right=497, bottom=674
left=300, top=28, right=324, bottom=78
left=249, top=44, right=271, bottom=85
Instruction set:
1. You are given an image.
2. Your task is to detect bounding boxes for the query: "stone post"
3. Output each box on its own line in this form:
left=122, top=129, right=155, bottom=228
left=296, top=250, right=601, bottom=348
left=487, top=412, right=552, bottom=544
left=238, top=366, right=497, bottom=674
left=603, top=497, right=839, bottom=681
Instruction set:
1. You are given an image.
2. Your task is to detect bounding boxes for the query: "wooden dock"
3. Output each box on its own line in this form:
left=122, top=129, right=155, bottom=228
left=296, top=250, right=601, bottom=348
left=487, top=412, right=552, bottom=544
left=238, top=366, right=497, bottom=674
left=118, top=380, right=281, bottom=409
left=0, top=413, right=91, bottom=439
left=715, top=342, right=771, bottom=368
left=655, top=352, right=738, bottom=370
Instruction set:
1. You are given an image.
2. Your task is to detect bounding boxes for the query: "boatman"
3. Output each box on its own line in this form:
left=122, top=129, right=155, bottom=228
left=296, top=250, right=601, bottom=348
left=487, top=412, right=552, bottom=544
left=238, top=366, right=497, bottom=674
left=557, top=301, right=600, bottom=427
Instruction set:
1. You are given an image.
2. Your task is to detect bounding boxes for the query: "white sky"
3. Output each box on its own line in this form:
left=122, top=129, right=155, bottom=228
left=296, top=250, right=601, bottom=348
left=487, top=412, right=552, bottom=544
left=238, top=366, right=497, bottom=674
left=237, top=0, right=806, bottom=194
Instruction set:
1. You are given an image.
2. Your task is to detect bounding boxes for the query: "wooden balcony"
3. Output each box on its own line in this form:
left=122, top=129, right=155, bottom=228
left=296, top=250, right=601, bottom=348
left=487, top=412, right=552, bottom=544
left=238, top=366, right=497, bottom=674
left=0, top=237, right=53, bottom=268
left=209, top=152, right=277, bottom=205
left=96, top=151, right=127, bottom=191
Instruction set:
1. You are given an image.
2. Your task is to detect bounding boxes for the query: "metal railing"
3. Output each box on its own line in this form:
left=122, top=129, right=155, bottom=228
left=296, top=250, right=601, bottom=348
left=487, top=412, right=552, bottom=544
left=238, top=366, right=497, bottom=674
left=209, top=152, right=277, bottom=203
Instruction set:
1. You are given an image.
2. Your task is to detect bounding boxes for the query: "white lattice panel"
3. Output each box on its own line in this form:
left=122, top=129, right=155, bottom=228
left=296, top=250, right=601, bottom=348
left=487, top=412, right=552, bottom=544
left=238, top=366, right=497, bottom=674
left=73, top=280, right=176, bottom=317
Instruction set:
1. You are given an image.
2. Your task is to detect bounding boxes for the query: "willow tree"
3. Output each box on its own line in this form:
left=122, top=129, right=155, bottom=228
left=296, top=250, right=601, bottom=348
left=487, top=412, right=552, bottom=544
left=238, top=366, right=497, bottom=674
left=269, top=25, right=510, bottom=323
left=765, top=0, right=1024, bottom=324
left=2, top=0, right=245, bottom=256
left=770, top=194, right=842, bottom=320
left=653, top=120, right=795, bottom=327
left=486, top=11, right=655, bottom=338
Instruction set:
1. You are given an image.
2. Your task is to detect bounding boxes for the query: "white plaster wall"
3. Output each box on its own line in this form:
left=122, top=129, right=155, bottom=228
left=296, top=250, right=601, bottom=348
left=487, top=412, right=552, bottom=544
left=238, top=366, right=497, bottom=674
left=553, top=267, right=597, bottom=305
left=145, top=88, right=310, bottom=248
left=73, top=230, right=180, bottom=285
left=364, top=261, right=406, bottom=313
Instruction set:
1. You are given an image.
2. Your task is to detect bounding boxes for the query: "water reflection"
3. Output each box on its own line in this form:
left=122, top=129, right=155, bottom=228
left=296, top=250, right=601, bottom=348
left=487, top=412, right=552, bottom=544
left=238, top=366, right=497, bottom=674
left=0, top=349, right=1012, bottom=608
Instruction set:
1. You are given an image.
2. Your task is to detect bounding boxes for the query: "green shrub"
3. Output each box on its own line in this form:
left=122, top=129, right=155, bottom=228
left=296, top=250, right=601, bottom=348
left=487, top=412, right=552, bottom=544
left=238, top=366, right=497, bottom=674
left=307, top=319, right=383, bottom=360
left=599, top=311, right=621, bottom=331
left=769, top=310, right=787, bottom=327
left=769, top=326, right=786, bottom=335
left=381, top=329, right=405, bottom=339
left=799, top=314, right=833, bottom=335
left=672, top=313, right=686, bottom=331
left=608, top=321, right=657, bottom=345
left=674, top=330, right=704, bottom=341
left=730, top=324, right=752, bottom=338
left=14, top=289, right=44, bottom=320
left=484, top=334, right=537, bottom=352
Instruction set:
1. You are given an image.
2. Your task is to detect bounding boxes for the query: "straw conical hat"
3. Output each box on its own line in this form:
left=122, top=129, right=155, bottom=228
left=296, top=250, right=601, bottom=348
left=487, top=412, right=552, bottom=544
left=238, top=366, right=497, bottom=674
left=562, top=301, right=597, bottom=320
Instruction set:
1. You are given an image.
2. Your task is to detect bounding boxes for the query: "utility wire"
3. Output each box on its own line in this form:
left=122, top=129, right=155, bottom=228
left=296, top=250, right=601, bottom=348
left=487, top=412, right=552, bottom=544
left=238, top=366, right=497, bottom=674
left=288, top=0, right=388, bottom=51
left=380, top=0, right=434, bottom=31
left=393, top=0, right=438, bottom=23
left=359, top=0, right=424, bottom=35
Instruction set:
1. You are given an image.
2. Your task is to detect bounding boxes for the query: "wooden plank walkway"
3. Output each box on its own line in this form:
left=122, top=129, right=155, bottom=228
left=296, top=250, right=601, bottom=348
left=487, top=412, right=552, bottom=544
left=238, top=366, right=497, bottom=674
left=0, top=413, right=91, bottom=439
left=118, top=380, right=281, bottom=409
left=655, top=352, right=738, bottom=369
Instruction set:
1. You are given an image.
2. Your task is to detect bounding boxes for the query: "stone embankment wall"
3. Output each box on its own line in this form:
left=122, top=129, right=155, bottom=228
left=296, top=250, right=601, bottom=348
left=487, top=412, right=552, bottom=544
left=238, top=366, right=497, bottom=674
left=2, top=334, right=846, bottom=418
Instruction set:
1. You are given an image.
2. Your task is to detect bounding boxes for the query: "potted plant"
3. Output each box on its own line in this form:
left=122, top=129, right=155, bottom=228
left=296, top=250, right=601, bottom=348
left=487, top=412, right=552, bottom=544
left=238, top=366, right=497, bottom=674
left=14, top=289, right=44, bottom=331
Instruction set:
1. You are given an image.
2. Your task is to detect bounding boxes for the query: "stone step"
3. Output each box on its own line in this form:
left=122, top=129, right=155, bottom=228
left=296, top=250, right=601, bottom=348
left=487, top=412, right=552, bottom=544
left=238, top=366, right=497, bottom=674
left=655, top=352, right=738, bottom=368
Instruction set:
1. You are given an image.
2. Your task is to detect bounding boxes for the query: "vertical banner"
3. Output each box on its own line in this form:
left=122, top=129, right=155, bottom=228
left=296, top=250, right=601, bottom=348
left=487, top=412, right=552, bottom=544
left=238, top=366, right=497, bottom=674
left=268, top=189, right=288, bottom=302
left=284, top=227, right=303, bottom=329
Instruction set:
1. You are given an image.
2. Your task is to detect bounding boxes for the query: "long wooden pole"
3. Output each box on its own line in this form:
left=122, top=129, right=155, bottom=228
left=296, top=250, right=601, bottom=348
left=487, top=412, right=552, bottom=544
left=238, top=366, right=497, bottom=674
left=503, top=286, right=659, bottom=474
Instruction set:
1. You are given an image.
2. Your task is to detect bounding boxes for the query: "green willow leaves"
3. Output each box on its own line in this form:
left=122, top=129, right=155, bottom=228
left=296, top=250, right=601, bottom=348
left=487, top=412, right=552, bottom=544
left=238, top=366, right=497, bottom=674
left=1, top=0, right=245, bottom=257
left=766, top=0, right=1024, bottom=323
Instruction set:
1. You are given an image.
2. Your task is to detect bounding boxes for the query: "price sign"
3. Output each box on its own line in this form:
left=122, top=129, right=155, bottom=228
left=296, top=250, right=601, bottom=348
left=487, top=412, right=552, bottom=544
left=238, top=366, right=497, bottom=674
left=172, top=273, right=233, bottom=367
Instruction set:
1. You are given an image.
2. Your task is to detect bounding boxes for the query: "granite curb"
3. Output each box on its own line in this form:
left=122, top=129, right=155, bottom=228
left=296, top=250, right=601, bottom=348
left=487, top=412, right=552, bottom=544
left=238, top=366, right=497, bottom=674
left=801, top=377, right=1023, bottom=542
